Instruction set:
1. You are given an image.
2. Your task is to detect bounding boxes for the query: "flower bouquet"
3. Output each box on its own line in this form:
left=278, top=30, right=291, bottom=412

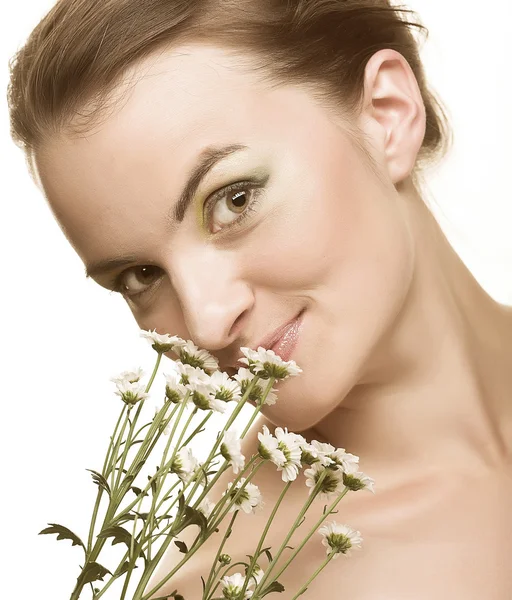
left=40, top=329, right=375, bottom=599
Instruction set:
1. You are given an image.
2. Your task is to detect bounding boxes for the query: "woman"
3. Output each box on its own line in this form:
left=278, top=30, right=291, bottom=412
left=7, top=0, right=512, bottom=597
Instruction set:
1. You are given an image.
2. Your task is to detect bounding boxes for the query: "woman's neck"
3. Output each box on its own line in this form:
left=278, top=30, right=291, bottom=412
left=310, top=179, right=512, bottom=486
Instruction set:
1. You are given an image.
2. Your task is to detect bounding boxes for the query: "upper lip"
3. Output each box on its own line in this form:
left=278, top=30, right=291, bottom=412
left=222, top=309, right=304, bottom=374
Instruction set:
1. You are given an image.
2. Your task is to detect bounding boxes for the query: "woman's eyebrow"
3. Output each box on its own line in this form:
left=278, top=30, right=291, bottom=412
left=84, top=142, right=248, bottom=279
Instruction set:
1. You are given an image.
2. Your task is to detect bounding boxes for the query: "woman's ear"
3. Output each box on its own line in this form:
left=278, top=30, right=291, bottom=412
left=358, top=48, right=427, bottom=184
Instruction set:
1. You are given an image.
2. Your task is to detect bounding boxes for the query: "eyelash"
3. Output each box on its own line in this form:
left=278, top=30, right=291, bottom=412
left=111, top=180, right=263, bottom=300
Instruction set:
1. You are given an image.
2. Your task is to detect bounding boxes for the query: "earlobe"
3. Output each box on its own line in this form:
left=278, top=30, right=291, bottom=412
left=360, top=49, right=426, bottom=184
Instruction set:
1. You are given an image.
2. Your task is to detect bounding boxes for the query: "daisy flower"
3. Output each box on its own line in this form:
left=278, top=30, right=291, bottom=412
left=209, top=370, right=242, bottom=403
left=174, top=361, right=212, bottom=387
left=197, top=496, right=216, bottom=520
left=170, top=447, right=199, bottom=483
left=245, top=564, right=264, bottom=587
left=187, top=380, right=227, bottom=413
left=226, top=479, right=264, bottom=514
left=110, top=367, right=144, bottom=386
left=274, top=427, right=306, bottom=482
left=342, top=470, right=376, bottom=493
left=304, top=462, right=345, bottom=501
left=220, top=429, right=246, bottom=474
left=257, top=425, right=286, bottom=466
left=318, top=521, right=363, bottom=558
left=220, top=572, right=254, bottom=599
left=140, top=329, right=184, bottom=354
left=175, top=339, right=219, bottom=373
left=239, top=346, right=302, bottom=380
left=299, top=440, right=335, bottom=467
left=233, top=368, right=278, bottom=406
left=113, top=379, right=149, bottom=407
left=162, top=369, right=189, bottom=404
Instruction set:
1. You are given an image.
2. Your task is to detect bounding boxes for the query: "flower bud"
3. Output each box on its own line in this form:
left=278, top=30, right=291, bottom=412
left=219, top=553, right=231, bottom=565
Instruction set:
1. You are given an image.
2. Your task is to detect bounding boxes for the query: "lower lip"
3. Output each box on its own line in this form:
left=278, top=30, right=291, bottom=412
left=270, top=311, right=304, bottom=362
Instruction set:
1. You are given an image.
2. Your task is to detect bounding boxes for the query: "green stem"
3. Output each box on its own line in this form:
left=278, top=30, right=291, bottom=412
left=71, top=356, right=163, bottom=600
left=141, top=404, right=196, bottom=558
left=86, top=405, right=127, bottom=556
left=239, top=481, right=293, bottom=598
left=113, top=353, right=166, bottom=496
left=290, top=552, right=335, bottom=600
left=92, top=548, right=130, bottom=599
left=202, top=511, right=238, bottom=599
left=251, top=470, right=329, bottom=595
left=183, top=376, right=261, bottom=509
left=205, top=561, right=248, bottom=600
left=191, top=376, right=271, bottom=513
left=137, top=461, right=264, bottom=600
left=254, top=486, right=350, bottom=596
left=109, top=409, right=131, bottom=491
left=206, top=455, right=260, bottom=528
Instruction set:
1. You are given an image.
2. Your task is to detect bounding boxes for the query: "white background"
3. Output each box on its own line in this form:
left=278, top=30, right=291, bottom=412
left=1, top=1, right=511, bottom=598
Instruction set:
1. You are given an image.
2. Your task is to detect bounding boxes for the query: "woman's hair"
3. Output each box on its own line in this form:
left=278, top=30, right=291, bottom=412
left=7, top=0, right=452, bottom=178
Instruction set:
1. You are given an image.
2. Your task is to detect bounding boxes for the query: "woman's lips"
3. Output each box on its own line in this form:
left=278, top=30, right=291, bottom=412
left=268, top=310, right=304, bottom=362
left=223, top=310, right=305, bottom=375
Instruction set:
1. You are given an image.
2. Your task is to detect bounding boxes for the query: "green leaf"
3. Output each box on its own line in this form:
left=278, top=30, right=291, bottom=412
left=131, top=486, right=149, bottom=498
left=98, top=526, right=147, bottom=561
left=174, top=540, right=188, bottom=553
left=118, top=561, right=137, bottom=576
left=109, top=513, right=136, bottom=528
left=261, top=581, right=285, bottom=596
left=86, top=469, right=112, bottom=497
left=77, top=562, right=112, bottom=586
left=132, top=510, right=150, bottom=521
left=263, top=547, right=273, bottom=563
left=151, top=591, right=184, bottom=600
left=97, top=526, right=132, bottom=547
left=39, top=523, right=86, bottom=550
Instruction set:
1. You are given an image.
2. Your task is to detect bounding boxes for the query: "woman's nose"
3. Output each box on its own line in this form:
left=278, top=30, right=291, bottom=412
left=167, top=246, right=254, bottom=352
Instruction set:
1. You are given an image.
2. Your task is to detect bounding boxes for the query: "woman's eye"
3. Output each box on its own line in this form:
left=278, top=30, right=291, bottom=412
left=113, top=265, right=163, bottom=299
left=204, top=181, right=263, bottom=234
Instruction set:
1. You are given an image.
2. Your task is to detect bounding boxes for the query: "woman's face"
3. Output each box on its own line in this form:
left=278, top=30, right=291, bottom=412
left=35, top=43, right=415, bottom=432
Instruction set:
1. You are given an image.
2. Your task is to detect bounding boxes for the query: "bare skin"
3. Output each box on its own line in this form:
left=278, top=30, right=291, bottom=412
left=33, top=42, right=512, bottom=598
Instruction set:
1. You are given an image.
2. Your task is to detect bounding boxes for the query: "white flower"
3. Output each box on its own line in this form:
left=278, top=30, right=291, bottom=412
left=299, top=441, right=334, bottom=467
left=153, top=403, right=173, bottom=435
left=220, top=572, right=254, bottom=599
left=246, top=564, right=264, bottom=586
left=233, top=368, right=278, bottom=406
left=301, top=441, right=360, bottom=473
left=239, top=346, right=303, bottom=380
left=274, top=427, right=305, bottom=482
left=114, top=379, right=149, bottom=406
left=226, top=478, right=264, bottom=514
left=332, top=449, right=360, bottom=474
left=110, top=367, right=145, bottom=385
left=187, top=379, right=227, bottom=413
left=170, top=447, right=199, bottom=483
left=140, top=329, right=184, bottom=353
left=175, top=339, right=219, bottom=373
left=209, top=370, right=242, bottom=402
left=162, top=368, right=189, bottom=404
left=257, top=425, right=286, bottom=466
left=342, top=470, right=376, bottom=493
left=304, top=462, right=345, bottom=501
left=197, top=496, right=216, bottom=519
left=220, top=428, right=245, bottom=474
left=174, top=362, right=212, bottom=387
left=318, top=521, right=363, bottom=558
